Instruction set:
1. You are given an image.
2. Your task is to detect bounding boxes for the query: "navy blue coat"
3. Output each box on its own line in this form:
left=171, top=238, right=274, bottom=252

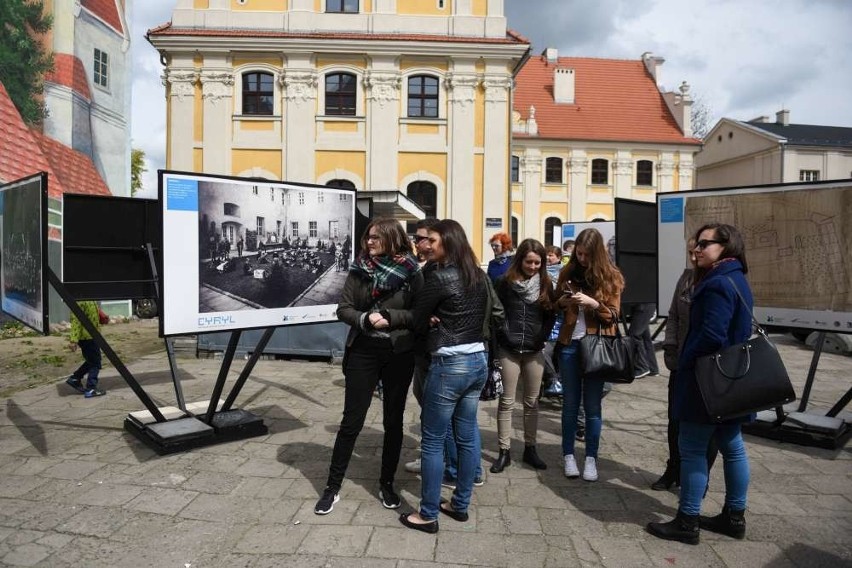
left=672, top=259, right=754, bottom=424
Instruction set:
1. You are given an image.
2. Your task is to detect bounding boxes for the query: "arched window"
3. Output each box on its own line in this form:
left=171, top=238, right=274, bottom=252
left=544, top=217, right=562, bottom=247
left=636, top=160, right=654, bottom=186
left=405, top=181, right=437, bottom=233
left=545, top=157, right=563, bottom=183
left=511, top=156, right=520, bottom=183
left=591, top=158, right=609, bottom=185
left=510, top=216, right=519, bottom=249
left=407, top=75, right=439, bottom=118
left=242, top=72, right=274, bottom=115
left=326, top=179, right=356, bottom=189
left=325, top=73, right=357, bottom=116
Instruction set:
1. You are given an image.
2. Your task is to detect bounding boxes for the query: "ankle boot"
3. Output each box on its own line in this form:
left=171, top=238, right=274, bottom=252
left=522, top=445, right=547, bottom=470
left=490, top=449, right=511, bottom=473
left=651, top=461, right=680, bottom=491
left=700, top=506, right=746, bottom=539
left=647, top=510, right=700, bottom=545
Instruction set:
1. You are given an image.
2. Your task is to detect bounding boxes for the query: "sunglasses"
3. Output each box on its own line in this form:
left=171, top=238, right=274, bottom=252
left=411, top=235, right=429, bottom=244
left=695, top=239, right=724, bottom=250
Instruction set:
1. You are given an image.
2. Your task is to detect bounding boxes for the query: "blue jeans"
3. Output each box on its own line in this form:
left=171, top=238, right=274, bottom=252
left=678, top=421, right=750, bottom=516
left=443, top=420, right=483, bottom=481
left=420, top=351, right=487, bottom=520
left=72, top=339, right=102, bottom=389
left=559, top=340, right=605, bottom=458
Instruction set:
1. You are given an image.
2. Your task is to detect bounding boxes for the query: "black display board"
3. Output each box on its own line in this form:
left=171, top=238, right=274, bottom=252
left=615, top=198, right=657, bottom=305
left=62, top=194, right=161, bottom=300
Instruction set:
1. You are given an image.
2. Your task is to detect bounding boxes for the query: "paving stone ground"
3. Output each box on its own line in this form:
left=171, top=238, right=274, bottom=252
left=0, top=333, right=849, bottom=567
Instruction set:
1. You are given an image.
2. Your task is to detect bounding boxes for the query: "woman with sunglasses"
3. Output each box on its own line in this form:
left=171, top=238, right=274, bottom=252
left=315, top=218, right=423, bottom=516
left=486, top=232, right=514, bottom=283
left=554, top=228, right=624, bottom=482
left=652, top=239, right=718, bottom=491
left=648, top=223, right=754, bottom=545
left=400, top=219, right=490, bottom=533
left=490, top=238, right=556, bottom=473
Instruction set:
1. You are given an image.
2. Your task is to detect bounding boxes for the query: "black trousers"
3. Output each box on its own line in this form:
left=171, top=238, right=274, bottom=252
left=626, top=303, right=659, bottom=375
left=326, top=336, right=414, bottom=491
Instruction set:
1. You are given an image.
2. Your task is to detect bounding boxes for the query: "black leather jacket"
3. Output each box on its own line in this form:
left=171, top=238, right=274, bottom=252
left=412, top=264, right=488, bottom=353
left=494, top=277, right=554, bottom=353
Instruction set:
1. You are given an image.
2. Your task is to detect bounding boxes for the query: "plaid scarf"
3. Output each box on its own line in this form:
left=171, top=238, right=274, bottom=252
left=352, top=252, right=420, bottom=298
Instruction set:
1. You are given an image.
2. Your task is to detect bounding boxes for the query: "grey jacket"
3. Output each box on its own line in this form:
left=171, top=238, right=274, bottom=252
left=663, top=268, right=694, bottom=372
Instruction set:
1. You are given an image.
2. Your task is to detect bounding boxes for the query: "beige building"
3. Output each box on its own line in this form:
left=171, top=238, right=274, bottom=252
left=148, top=0, right=529, bottom=261
left=695, top=110, right=852, bottom=189
left=511, top=50, right=701, bottom=245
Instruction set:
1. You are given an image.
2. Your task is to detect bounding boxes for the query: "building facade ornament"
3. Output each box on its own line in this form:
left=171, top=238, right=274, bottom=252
left=658, top=160, right=676, bottom=175
left=200, top=71, right=235, bottom=104
left=568, top=157, right=588, bottom=173
left=163, top=69, right=198, bottom=102
left=446, top=73, right=480, bottom=110
left=613, top=159, right=633, bottom=175
left=280, top=69, right=318, bottom=106
left=521, top=155, right=542, bottom=174
left=483, top=75, right=513, bottom=103
left=364, top=71, right=401, bottom=108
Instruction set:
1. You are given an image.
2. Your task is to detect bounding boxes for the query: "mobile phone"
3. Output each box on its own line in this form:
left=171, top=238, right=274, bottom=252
left=563, top=281, right=574, bottom=294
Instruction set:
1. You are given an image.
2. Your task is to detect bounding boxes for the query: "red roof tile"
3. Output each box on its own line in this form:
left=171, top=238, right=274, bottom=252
left=0, top=81, right=65, bottom=198
left=514, top=55, right=700, bottom=145
left=147, top=23, right=528, bottom=45
left=31, top=131, right=112, bottom=197
left=81, top=0, right=124, bottom=35
left=44, top=53, right=92, bottom=101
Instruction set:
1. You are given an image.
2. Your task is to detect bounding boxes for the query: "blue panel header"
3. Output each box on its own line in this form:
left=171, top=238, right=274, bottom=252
left=562, top=224, right=575, bottom=238
left=166, top=178, right=199, bottom=211
left=660, top=197, right=684, bottom=223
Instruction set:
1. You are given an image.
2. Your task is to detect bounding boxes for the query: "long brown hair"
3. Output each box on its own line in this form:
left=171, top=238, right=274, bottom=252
left=558, top=228, right=624, bottom=298
left=431, top=219, right=484, bottom=290
left=505, top=238, right=554, bottom=306
left=359, top=217, right=411, bottom=257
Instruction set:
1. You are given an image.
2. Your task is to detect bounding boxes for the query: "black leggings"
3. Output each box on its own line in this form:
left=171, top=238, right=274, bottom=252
left=325, top=336, right=414, bottom=491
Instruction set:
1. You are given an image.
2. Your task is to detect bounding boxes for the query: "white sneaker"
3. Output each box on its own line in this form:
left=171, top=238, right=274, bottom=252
left=404, top=458, right=421, bottom=473
left=563, top=454, right=580, bottom=478
left=583, top=457, right=598, bottom=482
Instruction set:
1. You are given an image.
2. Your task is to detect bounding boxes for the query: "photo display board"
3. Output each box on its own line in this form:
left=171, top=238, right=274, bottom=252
left=614, top=199, right=657, bottom=305
left=0, top=172, right=49, bottom=334
left=657, top=180, right=852, bottom=331
left=561, top=221, right=615, bottom=258
left=160, top=171, right=356, bottom=336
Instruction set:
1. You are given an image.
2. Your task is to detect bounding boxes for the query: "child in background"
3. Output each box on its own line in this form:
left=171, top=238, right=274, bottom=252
left=65, top=301, right=105, bottom=398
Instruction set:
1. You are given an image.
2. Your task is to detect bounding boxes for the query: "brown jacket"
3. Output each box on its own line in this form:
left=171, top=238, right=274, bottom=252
left=553, top=271, right=622, bottom=345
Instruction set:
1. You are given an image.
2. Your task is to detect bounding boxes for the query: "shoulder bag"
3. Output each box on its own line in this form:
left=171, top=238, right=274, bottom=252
left=578, top=308, right=636, bottom=384
left=694, top=277, right=796, bottom=422
left=481, top=277, right=504, bottom=401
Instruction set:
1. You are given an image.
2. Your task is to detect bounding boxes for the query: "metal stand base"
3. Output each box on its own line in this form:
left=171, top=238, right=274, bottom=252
left=743, top=410, right=851, bottom=450
left=124, top=406, right=267, bottom=455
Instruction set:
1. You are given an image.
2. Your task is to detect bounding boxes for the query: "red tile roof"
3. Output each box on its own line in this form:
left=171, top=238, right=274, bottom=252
left=31, top=131, right=112, bottom=197
left=147, top=22, right=528, bottom=45
left=514, top=55, right=700, bottom=145
left=81, top=0, right=124, bottom=35
left=44, top=53, right=91, bottom=101
left=0, top=81, right=65, bottom=198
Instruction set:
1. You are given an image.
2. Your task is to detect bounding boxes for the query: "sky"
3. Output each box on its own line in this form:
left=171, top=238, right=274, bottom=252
left=129, top=0, right=852, bottom=197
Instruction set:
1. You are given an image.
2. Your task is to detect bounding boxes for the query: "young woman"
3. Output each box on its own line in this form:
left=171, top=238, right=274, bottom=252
left=490, top=239, right=555, bottom=473
left=400, top=219, right=489, bottom=534
left=554, top=228, right=625, bottom=482
left=486, top=232, right=514, bottom=283
left=648, top=223, right=754, bottom=545
left=315, top=218, right=423, bottom=515
left=652, top=239, right=718, bottom=491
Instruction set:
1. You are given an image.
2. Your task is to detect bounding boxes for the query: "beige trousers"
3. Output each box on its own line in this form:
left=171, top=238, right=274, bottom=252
left=496, top=348, right=544, bottom=449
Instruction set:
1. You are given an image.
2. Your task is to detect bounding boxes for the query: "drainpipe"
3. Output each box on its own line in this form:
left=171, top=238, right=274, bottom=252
left=508, top=46, right=531, bottom=241
left=780, top=142, right=785, bottom=183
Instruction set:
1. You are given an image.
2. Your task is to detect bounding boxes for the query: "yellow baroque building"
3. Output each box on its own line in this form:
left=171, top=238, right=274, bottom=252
left=148, top=0, right=529, bottom=261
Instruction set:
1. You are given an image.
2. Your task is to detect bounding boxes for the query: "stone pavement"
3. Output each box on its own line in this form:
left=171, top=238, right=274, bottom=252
left=0, top=334, right=849, bottom=567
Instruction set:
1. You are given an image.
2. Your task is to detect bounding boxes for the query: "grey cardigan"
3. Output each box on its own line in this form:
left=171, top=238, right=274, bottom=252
left=662, top=268, right=694, bottom=372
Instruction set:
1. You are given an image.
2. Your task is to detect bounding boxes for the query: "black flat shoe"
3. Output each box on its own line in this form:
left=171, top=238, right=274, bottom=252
left=399, top=513, right=439, bottom=534
left=439, top=500, right=469, bottom=522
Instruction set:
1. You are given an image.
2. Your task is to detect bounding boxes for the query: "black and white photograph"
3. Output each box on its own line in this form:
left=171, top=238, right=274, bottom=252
left=160, top=171, right=356, bottom=336
left=196, top=180, right=354, bottom=312
left=0, top=173, right=48, bottom=334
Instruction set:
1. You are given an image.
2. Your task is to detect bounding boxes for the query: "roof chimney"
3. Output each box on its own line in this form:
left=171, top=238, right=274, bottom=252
left=748, top=115, right=770, bottom=123
left=642, top=51, right=665, bottom=82
left=776, top=109, right=790, bottom=126
left=553, top=68, right=575, bottom=104
left=543, top=47, right=558, bottom=64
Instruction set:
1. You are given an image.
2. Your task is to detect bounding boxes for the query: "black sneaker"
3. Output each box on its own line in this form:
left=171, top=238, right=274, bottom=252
left=65, top=376, right=85, bottom=394
left=440, top=476, right=456, bottom=490
left=575, top=428, right=586, bottom=442
left=314, top=487, right=339, bottom=515
left=473, top=475, right=485, bottom=487
left=379, top=481, right=401, bottom=509
left=84, top=388, right=106, bottom=398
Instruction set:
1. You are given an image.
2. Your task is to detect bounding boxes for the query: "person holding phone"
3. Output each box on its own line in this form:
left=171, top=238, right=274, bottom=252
left=554, top=228, right=625, bottom=482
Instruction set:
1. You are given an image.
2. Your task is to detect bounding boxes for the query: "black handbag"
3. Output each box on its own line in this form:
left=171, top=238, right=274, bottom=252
left=578, top=309, right=636, bottom=384
left=694, top=278, right=796, bottom=422
left=480, top=357, right=504, bottom=401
